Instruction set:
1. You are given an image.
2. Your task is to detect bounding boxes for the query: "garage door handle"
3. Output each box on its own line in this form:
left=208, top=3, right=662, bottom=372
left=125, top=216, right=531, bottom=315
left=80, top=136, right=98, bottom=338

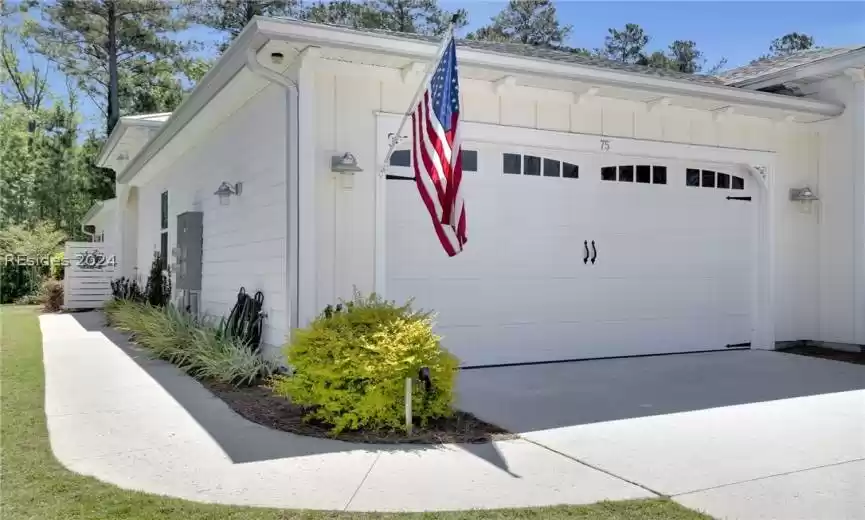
left=590, top=240, right=597, bottom=264
left=583, top=241, right=589, bottom=264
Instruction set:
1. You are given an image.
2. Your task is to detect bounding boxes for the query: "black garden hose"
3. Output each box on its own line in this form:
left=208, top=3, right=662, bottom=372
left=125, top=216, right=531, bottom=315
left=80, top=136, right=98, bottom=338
left=225, top=287, right=265, bottom=352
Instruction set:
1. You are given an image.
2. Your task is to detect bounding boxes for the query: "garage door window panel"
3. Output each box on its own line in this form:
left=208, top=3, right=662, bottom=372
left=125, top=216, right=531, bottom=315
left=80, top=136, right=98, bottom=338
left=732, top=175, right=745, bottom=190
left=462, top=150, right=478, bottom=172
left=601, top=166, right=616, bottom=181
left=636, top=165, right=651, bottom=184
left=653, top=166, right=667, bottom=184
left=702, top=170, right=716, bottom=188
left=686, top=168, right=700, bottom=187
left=563, top=162, right=579, bottom=179
left=524, top=155, right=541, bottom=176
left=618, top=165, right=634, bottom=182
left=543, top=158, right=561, bottom=177
left=389, top=149, right=411, bottom=167
left=503, top=153, right=521, bottom=174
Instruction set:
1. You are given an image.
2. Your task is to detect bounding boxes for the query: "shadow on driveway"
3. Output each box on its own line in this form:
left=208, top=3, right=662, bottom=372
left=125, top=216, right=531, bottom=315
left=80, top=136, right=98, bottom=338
left=456, top=349, right=865, bottom=434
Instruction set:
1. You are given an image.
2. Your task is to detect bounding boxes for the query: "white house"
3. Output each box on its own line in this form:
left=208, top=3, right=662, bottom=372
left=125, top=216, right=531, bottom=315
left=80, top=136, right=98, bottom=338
left=94, top=17, right=865, bottom=366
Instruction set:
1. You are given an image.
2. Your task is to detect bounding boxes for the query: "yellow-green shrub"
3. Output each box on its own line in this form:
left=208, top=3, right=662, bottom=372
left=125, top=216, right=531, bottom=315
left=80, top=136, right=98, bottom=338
left=269, top=292, right=459, bottom=434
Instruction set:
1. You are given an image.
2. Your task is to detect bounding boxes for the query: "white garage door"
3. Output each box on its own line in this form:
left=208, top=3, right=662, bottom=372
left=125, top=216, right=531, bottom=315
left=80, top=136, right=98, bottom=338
left=385, top=141, right=756, bottom=367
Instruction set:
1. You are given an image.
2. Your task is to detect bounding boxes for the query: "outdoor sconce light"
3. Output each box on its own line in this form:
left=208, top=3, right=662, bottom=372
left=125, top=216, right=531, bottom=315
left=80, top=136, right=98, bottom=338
left=790, top=185, right=819, bottom=202
left=790, top=185, right=819, bottom=214
left=214, top=181, right=242, bottom=206
left=331, top=152, right=363, bottom=174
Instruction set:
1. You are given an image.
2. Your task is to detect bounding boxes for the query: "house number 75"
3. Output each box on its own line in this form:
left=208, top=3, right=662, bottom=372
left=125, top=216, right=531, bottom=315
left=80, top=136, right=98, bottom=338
left=600, top=139, right=610, bottom=151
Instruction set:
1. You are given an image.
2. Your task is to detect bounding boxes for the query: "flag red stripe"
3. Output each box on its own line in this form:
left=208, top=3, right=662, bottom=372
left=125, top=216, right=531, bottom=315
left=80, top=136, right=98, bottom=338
left=411, top=112, right=458, bottom=257
left=418, top=95, right=448, bottom=205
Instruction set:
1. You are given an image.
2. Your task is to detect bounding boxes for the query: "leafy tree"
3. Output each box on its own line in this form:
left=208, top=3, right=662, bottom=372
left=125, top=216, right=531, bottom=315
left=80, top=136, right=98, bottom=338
left=0, top=221, right=67, bottom=302
left=24, top=0, right=196, bottom=134
left=0, top=221, right=67, bottom=260
left=0, top=103, right=39, bottom=224
left=79, top=131, right=116, bottom=205
left=1, top=30, right=47, bottom=113
left=603, top=23, right=648, bottom=63
left=119, top=57, right=184, bottom=115
left=769, top=32, right=815, bottom=57
left=194, top=0, right=299, bottom=52
left=467, top=0, right=570, bottom=46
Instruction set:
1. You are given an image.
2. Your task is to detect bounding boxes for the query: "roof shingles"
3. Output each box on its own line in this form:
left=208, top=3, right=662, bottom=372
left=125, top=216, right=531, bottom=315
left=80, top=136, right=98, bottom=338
left=718, top=46, right=865, bottom=85
left=279, top=18, right=727, bottom=86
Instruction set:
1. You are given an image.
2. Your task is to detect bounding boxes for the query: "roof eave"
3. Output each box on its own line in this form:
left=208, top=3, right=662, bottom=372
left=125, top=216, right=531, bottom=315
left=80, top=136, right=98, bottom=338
left=118, top=18, right=846, bottom=185
left=96, top=121, right=128, bottom=168
left=257, top=18, right=844, bottom=118
left=82, top=198, right=117, bottom=226
left=117, top=19, right=269, bottom=184
left=81, top=201, right=104, bottom=225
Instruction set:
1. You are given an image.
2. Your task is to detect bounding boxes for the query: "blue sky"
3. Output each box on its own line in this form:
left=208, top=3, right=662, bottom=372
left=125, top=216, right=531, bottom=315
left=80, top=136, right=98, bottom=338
left=446, top=1, right=865, bottom=69
left=13, top=1, right=865, bottom=132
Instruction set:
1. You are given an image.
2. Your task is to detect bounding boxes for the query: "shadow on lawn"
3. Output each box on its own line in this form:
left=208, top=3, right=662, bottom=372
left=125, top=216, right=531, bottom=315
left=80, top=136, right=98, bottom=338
left=67, top=311, right=518, bottom=476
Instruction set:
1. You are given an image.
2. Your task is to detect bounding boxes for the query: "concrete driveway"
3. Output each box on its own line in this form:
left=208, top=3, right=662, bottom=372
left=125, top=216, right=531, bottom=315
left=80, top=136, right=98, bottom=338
left=457, top=350, right=865, bottom=519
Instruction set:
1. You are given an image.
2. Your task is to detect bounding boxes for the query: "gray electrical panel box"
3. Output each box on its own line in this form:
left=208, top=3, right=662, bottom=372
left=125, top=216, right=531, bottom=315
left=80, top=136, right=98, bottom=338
left=176, top=211, right=203, bottom=291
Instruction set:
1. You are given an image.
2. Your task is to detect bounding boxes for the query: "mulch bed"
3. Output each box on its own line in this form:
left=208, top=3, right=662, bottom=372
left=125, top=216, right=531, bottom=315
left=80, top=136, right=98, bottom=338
left=779, top=344, right=865, bottom=366
left=201, top=380, right=514, bottom=444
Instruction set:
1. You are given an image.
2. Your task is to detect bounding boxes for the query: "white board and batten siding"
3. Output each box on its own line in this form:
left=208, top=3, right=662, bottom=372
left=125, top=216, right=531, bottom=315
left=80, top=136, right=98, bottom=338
left=133, top=82, right=288, bottom=353
left=311, top=62, right=823, bottom=365
left=63, top=242, right=117, bottom=309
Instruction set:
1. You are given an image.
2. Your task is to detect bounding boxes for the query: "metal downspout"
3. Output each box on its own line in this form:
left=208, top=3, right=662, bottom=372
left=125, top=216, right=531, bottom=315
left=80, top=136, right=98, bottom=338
left=245, top=48, right=300, bottom=333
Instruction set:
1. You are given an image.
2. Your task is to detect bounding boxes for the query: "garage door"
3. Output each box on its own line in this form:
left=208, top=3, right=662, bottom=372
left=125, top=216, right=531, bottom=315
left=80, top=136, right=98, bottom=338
left=385, top=141, right=756, bottom=367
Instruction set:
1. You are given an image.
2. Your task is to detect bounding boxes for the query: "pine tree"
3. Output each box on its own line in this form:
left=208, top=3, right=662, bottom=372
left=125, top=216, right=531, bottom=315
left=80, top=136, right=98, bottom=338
left=304, top=0, right=465, bottom=36
left=769, top=33, right=815, bottom=57
left=24, top=0, right=196, bottom=134
left=467, top=0, right=570, bottom=47
left=603, top=23, right=648, bottom=64
left=194, top=0, right=300, bottom=52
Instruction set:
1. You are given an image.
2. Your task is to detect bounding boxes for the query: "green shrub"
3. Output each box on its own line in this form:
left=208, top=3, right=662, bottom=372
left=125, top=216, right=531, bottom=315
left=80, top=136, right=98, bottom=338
left=143, top=255, right=171, bottom=307
left=269, top=292, right=459, bottom=435
left=50, top=251, right=64, bottom=280
left=105, top=301, right=276, bottom=386
left=40, top=279, right=63, bottom=312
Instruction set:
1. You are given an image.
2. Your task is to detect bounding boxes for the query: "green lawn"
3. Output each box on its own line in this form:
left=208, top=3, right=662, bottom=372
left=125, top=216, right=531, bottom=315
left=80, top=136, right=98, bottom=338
left=0, top=305, right=712, bottom=520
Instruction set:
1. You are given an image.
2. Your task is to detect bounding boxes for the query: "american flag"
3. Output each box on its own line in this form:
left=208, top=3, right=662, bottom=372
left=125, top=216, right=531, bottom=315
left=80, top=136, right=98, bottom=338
left=410, top=37, right=467, bottom=256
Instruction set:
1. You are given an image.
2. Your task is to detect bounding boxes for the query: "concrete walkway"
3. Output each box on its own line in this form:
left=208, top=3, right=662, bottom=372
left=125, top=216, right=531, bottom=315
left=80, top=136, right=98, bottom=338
left=40, top=313, right=652, bottom=512
left=41, top=312, right=865, bottom=517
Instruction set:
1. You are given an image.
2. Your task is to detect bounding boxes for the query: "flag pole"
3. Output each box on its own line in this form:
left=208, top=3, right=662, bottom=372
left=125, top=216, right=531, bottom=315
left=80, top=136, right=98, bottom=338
left=379, top=16, right=459, bottom=177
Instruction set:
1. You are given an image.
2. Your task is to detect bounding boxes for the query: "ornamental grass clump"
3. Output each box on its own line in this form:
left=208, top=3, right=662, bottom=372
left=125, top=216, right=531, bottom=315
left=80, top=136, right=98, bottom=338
left=104, top=300, right=276, bottom=387
left=269, top=292, right=459, bottom=435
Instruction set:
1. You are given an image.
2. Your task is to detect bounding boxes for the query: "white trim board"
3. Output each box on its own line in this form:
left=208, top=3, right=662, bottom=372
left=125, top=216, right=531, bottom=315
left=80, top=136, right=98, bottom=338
left=374, top=112, right=776, bottom=352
